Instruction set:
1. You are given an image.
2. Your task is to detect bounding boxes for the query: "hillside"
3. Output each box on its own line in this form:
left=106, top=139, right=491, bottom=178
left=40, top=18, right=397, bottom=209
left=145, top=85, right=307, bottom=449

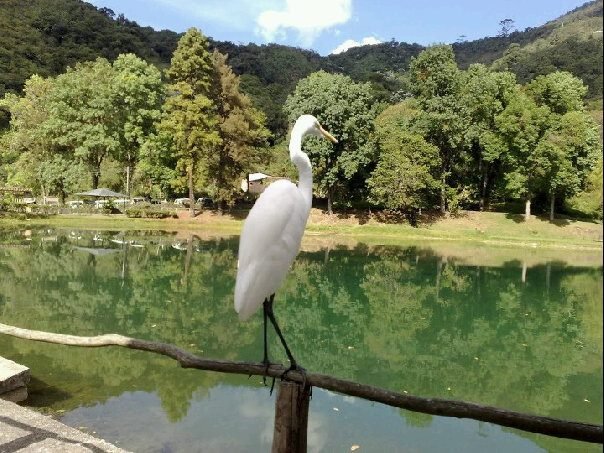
left=0, top=0, right=179, bottom=97
left=0, top=0, right=602, bottom=134
left=489, top=0, right=603, bottom=97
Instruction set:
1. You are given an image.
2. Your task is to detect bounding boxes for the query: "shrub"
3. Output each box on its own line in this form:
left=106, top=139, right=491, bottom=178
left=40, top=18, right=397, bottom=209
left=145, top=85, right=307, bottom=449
left=125, top=204, right=177, bottom=219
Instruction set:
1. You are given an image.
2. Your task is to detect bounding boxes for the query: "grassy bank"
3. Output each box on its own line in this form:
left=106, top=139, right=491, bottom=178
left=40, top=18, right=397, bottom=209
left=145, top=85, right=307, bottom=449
left=1, top=209, right=602, bottom=251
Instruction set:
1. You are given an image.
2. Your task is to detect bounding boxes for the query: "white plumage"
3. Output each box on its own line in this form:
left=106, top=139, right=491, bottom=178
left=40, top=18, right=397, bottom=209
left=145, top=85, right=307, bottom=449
left=235, top=179, right=308, bottom=320
left=234, top=115, right=337, bottom=325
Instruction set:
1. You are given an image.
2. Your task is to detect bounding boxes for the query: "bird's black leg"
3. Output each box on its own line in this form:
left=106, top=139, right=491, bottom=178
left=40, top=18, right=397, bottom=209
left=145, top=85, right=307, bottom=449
left=265, top=294, right=301, bottom=373
left=261, top=298, right=271, bottom=387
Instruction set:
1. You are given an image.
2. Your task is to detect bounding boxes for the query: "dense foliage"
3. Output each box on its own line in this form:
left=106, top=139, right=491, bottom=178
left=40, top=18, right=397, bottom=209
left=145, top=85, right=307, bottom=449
left=0, top=1, right=602, bottom=220
left=1, top=0, right=601, bottom=135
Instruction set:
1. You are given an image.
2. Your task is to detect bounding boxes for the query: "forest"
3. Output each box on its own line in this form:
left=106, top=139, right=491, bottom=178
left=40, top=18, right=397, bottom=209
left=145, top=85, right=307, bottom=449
left=0, top=0, right=602, bottom=221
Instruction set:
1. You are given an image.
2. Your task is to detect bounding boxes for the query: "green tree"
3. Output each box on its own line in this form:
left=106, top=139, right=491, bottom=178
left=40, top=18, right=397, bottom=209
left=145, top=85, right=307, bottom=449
left=157, top=28, right=220, bottom=217
left=284, top=71, right=377, bottom=214
left=368, top=102, right=440, bottom=215
left=45, top=58, right=119, bottom=188
left=532, top=111, right=600, bottom=220
left=409, top=45, right=469, bottom=214
left=461, top=64, right=517, bottom=210
left=0, top=75, right=53, bottom=193
left=526, top=71, right=588, bottom=115
left=0, top=74, right=87, bottom=201
left=566, top=157, right=603, bottom=220
left=495, top=90, right=551, bottom=219
left=208, top=50, right=270, bottom=208
left=112, top=53, right=163, bottom=197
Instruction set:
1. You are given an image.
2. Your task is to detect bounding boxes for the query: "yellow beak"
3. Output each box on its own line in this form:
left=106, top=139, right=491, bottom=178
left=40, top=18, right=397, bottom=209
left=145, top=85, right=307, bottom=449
left=318, top=125, right=338, bottom=144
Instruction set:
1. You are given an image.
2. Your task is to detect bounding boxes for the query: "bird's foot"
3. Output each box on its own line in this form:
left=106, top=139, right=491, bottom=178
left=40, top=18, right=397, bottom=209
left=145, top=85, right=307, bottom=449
left=281, top=364, right=312, bottom=399
left=261, top=359, right=277, bottom=394
left=281, top=363, right=306, bottom=381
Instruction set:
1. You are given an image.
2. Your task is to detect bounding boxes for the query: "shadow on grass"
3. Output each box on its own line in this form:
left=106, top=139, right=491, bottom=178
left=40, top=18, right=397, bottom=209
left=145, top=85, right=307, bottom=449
left=504, top=213, right=526, bottom=224
left=333, top=209, right=445, bottom=227
left=505, top=212, right=576, bottom=227
left=549, top=217, right=571, bottom=227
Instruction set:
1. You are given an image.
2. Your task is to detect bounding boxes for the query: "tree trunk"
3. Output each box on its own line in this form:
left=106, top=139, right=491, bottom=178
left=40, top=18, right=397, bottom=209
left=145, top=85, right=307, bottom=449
left=272, top=381, right=310, bottom=453
left=92, top=172, right=99, bottom=189
left=549, top=192, right=555, bottom=221
left=188, top=163, right=195, bottom=218
left=327, top=186, right=333, bottom=215
left=182, top=234, right=193, bottom=287
left=479, top=164, right=489, bottom=211
left=524, top=196, right=531, bottom=221
left=58, top=188, right=66, bottom=205
left=440, top=173, right=446, bottom=214
left=126, top=164, right=131, bottom=199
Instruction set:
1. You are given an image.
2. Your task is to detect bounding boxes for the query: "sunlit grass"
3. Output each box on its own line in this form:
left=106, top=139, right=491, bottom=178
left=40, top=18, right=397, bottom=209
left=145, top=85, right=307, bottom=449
left=1, top=210, right=602, bottom=251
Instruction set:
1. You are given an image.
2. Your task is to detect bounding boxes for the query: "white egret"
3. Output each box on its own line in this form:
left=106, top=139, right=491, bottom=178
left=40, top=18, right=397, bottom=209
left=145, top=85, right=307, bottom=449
left=234, top=114, right=337, bottom=374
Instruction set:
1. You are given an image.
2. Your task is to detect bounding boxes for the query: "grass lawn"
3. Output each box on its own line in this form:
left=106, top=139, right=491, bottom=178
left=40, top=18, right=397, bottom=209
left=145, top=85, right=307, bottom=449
left=1, top=209, right=602, bottom=251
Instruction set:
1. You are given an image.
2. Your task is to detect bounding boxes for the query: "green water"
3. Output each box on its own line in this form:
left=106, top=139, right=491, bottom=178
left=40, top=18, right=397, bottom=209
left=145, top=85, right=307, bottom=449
left=0, top=228, right=601, bottom=452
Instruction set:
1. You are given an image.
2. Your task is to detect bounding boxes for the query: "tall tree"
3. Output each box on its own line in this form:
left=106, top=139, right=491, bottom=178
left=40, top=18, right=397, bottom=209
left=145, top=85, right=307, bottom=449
left=112, top=53, right=163, bottom=197
left=368, top=131, right=440, bottom=216
left=0, top=75, right=86, bottom=201
left=45, top=58, right=118, bottom=188
left=284, top=71, right=377, bottom=214
left=461, top=64, right=517, bottom=210
left=208, top=50, right=270, bottom=208
left=532, top=111, right=600, bottom=220
left=526, top=71, right=588, bottom=115
left=495, top=90, right=551, bottom=220
left=409, top=45, right=469, bottom=214
left=526, top=71, right=596, bottom=219
left=498, top=19, right=516, bottom=37
left=158, top=28, right=220, bottom=217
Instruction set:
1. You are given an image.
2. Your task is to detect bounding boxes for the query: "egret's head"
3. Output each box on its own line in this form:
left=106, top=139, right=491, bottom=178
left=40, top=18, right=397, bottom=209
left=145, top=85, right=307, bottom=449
left=293, top=115, right=338, bottom=143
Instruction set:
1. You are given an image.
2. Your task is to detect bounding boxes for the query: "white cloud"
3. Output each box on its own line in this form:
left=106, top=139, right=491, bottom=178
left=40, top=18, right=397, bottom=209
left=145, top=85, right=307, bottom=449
left=330, top=36, right=382, bottom=54
left=256, top=0, right=352, bottom=46
left=151, top=0, right=274, bottom=31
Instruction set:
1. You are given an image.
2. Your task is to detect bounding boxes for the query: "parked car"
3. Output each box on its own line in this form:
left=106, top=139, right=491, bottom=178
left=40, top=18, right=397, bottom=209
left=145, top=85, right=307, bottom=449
left=196, top=197, right=214, bottom=208
left=67, top=200, right=84, bottom=208
left=131, top=197, right=146, bottom=204
left=94, top=199, right=110, bottom=209
left=21, top=197, right=36, bottom=204
left=113, top=198, right=130, bottom=207
left=174, top=197, right=190, bottom=206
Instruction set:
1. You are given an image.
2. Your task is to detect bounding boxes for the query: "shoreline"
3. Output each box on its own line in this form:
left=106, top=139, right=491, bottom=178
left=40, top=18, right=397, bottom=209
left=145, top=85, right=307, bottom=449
left=1, top=209, right=602, bottom=253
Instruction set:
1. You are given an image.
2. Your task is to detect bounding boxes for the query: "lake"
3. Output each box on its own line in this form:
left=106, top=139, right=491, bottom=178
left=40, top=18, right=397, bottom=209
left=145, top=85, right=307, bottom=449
left=0, top=227, right=601, bottom=452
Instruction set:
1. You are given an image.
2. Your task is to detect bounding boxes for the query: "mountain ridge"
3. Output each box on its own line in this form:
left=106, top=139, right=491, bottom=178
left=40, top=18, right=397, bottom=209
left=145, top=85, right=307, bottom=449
left=0, top=0, right=601, bottom=134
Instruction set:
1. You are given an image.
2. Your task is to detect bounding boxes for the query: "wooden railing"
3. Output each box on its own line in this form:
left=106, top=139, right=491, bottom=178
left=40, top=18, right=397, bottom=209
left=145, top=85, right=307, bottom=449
left=1, top=322, right=602, bottom=451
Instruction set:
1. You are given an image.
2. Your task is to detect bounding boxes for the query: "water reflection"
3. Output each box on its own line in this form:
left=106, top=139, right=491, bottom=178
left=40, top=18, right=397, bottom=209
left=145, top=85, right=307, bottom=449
left=0, top=228, right=601, bottom=452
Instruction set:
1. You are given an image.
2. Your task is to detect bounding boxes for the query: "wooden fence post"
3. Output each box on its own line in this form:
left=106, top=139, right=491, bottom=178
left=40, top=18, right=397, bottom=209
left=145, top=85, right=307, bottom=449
left=272, top=380, right=311, bottom=453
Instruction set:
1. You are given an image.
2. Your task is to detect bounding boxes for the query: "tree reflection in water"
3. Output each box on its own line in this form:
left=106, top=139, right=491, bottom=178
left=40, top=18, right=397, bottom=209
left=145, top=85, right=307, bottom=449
left=0, top=228, right=601, bottom=451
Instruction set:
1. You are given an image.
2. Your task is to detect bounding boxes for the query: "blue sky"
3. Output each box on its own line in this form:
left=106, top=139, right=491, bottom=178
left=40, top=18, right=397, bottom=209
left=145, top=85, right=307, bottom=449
left=87, top=0, right=587, bottom=55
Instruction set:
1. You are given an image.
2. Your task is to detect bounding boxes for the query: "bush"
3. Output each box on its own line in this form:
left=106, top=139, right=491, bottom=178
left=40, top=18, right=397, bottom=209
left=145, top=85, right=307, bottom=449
left=101, top=199, right=121, bottom=214
left=125, top=204, right=177, bottom=219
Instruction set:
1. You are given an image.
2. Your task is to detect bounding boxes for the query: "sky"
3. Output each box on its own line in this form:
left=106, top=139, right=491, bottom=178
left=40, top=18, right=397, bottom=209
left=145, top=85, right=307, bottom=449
left=87, top=0, right=588, bottom=55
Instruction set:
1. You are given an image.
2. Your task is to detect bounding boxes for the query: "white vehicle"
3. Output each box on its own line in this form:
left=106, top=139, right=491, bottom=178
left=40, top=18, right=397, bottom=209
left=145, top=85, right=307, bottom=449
left=113, top=198, right=130, bottom=207
left=174, top=197, right=190, bottom=206
left=94, top=199, right=110, bottom=209
left=21, top=197, right=36, bottom=204
left=67, top=200, right=84, bottom=208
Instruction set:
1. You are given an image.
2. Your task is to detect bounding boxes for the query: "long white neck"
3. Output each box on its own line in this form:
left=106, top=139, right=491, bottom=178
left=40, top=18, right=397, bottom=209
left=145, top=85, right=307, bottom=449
left=289, top=131, right=313, bottom=209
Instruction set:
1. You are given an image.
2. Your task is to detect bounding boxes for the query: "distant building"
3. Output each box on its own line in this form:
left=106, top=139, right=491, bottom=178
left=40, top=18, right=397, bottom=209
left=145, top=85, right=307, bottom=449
left=241, top=173, right=282, bottom=194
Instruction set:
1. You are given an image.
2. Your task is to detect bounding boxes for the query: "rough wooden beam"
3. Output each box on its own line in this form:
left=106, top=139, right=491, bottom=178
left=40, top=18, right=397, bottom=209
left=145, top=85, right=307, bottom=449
left=1, top=322, right=602, bottom=444
left=272, top=381, right=310, bottom=453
